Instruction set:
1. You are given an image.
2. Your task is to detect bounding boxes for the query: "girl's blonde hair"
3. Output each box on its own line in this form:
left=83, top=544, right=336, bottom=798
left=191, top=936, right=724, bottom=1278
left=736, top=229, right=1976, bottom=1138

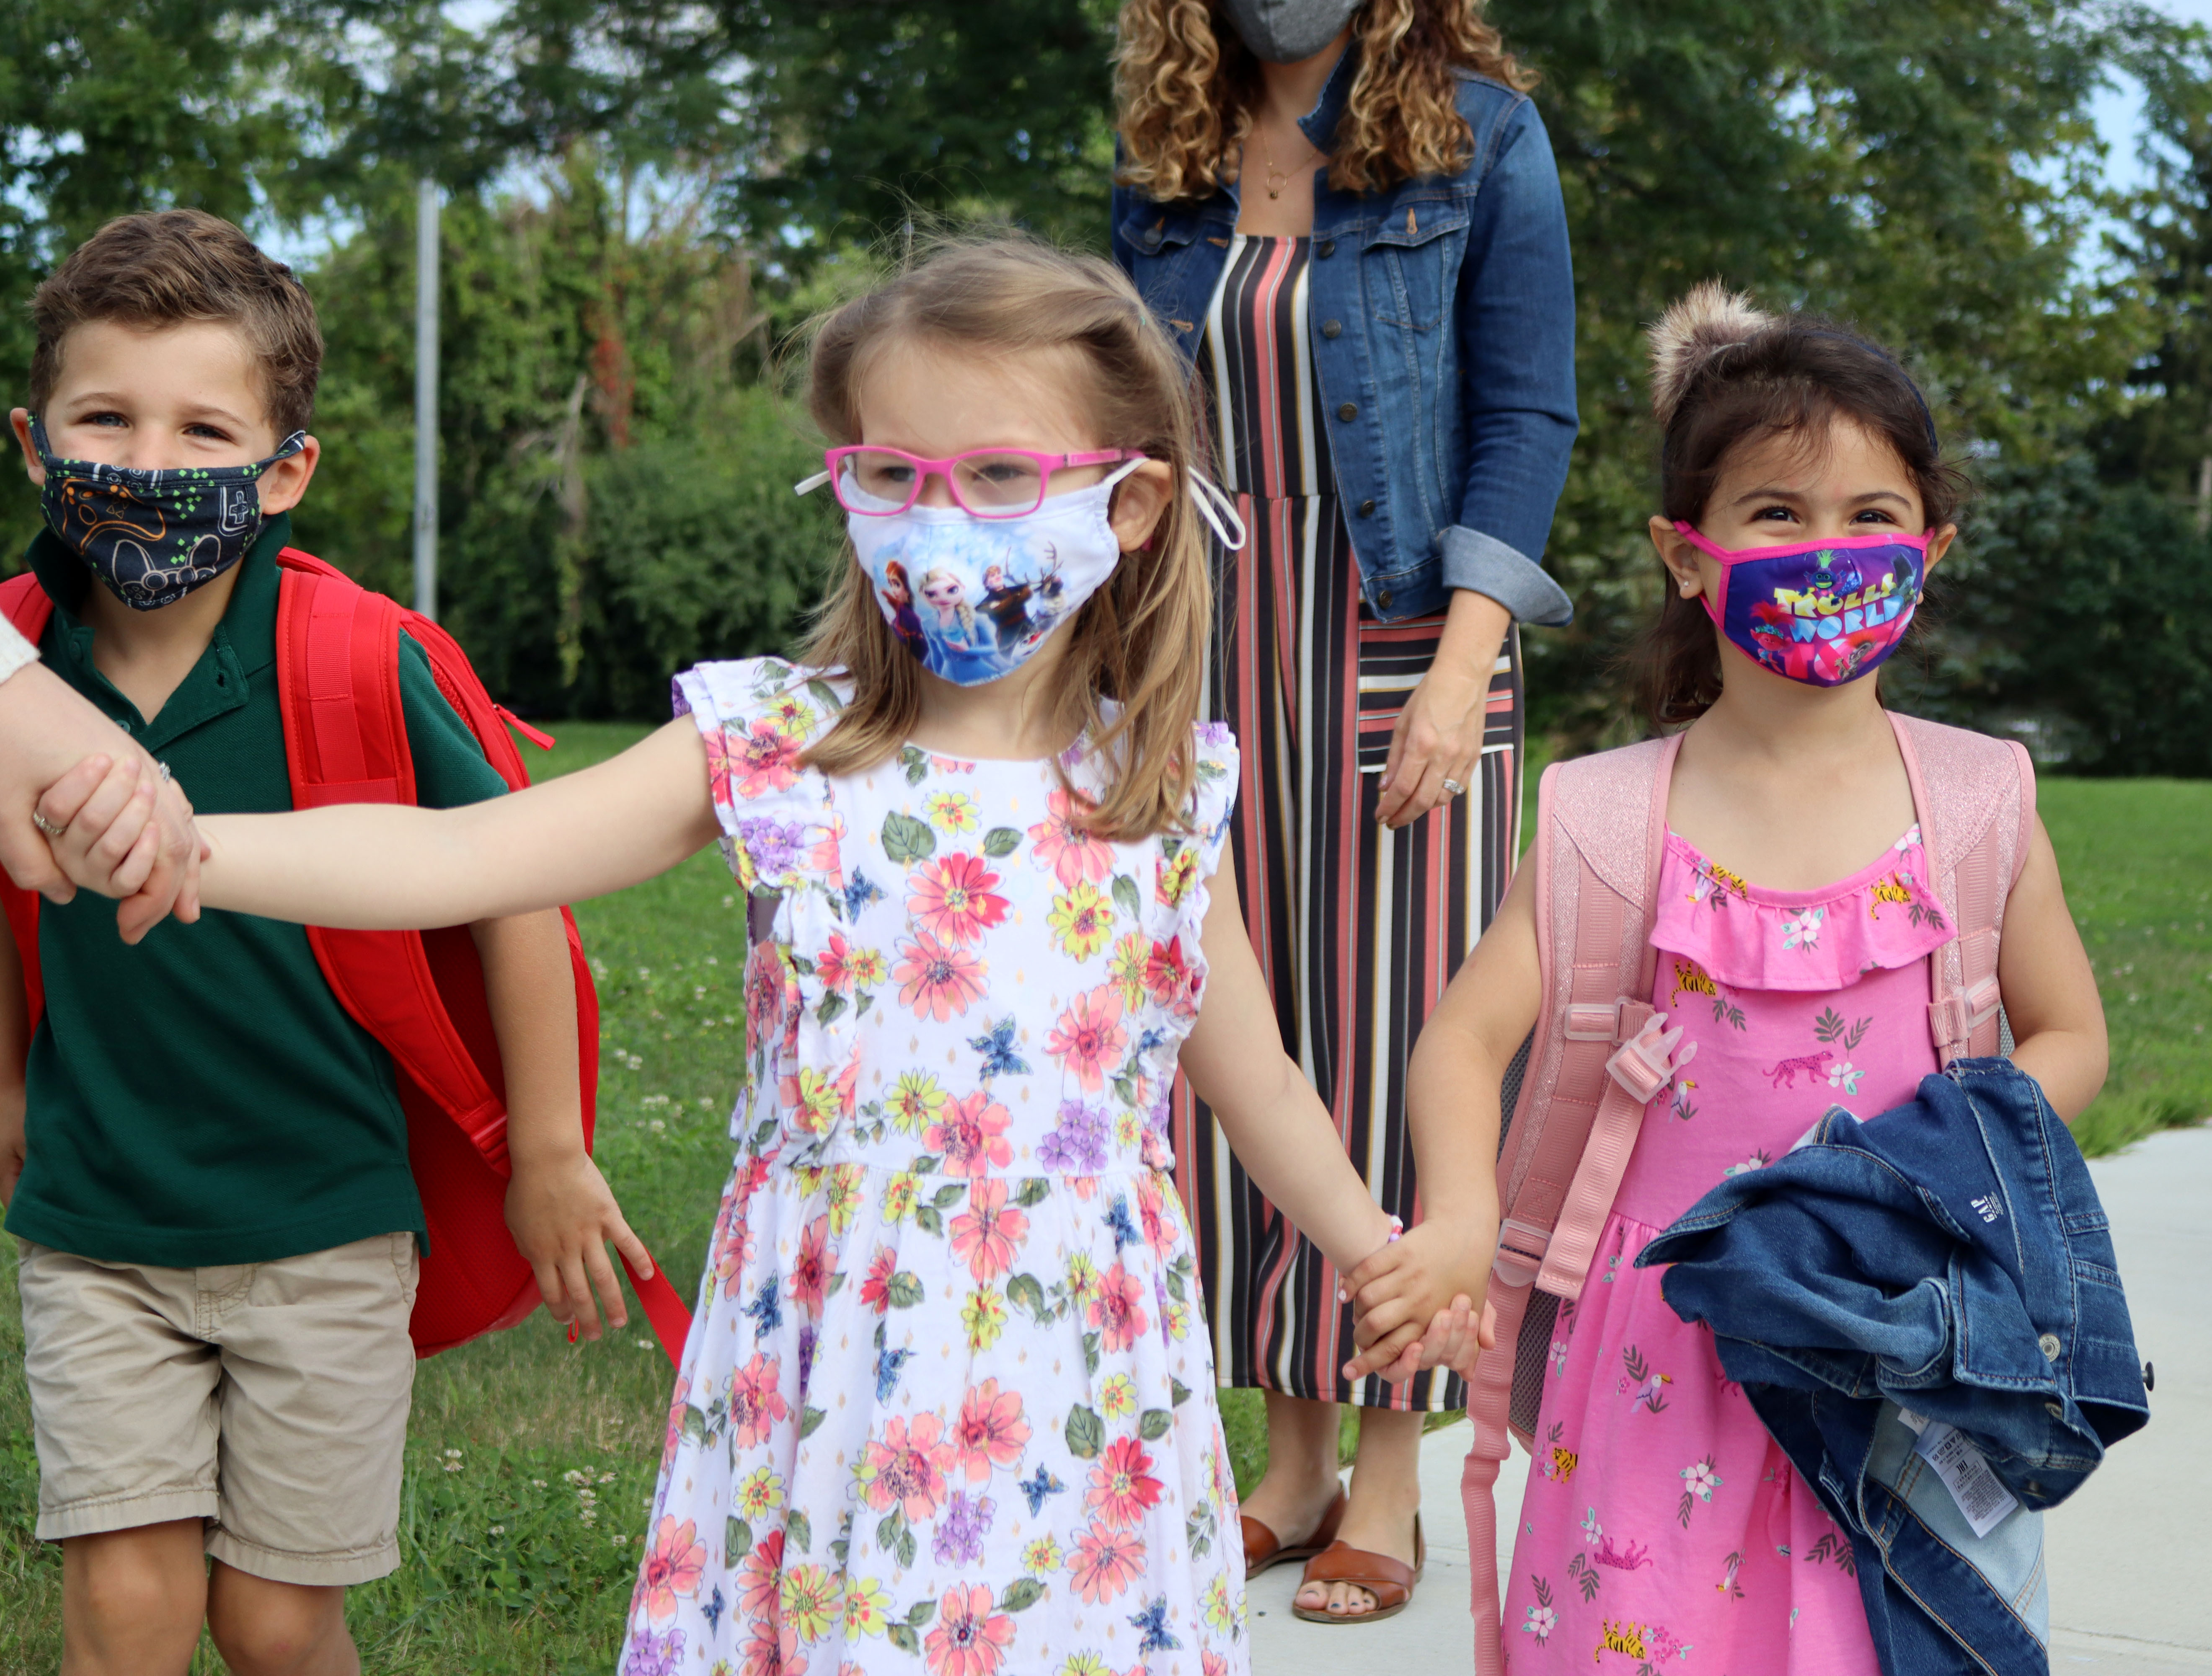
left=800, top=235, right=1212, bottom=843
left=1114, top=0, right=1534, bottom=204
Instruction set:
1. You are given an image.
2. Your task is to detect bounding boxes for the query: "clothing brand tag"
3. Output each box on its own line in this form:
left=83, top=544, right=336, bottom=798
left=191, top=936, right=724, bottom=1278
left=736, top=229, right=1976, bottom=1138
left=1897, top=1408, right=2019, bottom=1538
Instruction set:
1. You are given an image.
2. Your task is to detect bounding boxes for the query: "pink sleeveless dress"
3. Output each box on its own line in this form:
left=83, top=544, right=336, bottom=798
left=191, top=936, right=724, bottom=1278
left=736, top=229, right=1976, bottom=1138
left=1501, top=825, right=1953, bottom=1674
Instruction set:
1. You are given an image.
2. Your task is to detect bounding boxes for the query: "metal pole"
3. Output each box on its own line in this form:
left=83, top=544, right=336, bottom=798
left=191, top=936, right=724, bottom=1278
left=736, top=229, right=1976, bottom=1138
left=412, top=177, right=441, bottom=620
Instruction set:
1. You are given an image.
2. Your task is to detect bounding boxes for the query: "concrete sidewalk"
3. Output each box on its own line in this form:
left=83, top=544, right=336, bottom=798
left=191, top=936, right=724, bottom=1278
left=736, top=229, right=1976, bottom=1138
left=1253, top=1124, right=2212, bottom=1674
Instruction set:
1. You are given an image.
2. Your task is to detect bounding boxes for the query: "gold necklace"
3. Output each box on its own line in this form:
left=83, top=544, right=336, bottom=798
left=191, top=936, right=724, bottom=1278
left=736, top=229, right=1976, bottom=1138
left=1255, top=122, right=1321, bottom=200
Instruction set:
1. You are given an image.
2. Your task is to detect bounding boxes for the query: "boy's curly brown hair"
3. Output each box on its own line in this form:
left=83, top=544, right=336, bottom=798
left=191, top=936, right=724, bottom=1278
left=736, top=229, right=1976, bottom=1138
left=30, top=209, right=322, bottom=437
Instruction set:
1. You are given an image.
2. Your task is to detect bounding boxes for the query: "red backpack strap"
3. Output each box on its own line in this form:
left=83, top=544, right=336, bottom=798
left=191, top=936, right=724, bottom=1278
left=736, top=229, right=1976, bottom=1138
left=0, top=574, right=58, bottom=1035
left=276, top=559, right=508, bottom=1152
left=1463, top=732, right=1685, bottom=1676
left=273, top=549, right=690, bottom=1363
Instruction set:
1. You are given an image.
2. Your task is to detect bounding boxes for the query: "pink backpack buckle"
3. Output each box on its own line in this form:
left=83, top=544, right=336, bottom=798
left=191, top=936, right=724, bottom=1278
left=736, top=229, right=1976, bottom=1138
left=1605, top=1012, right=1685, bottom=1104
left=1491, top=1217, right=1551, bottom=1289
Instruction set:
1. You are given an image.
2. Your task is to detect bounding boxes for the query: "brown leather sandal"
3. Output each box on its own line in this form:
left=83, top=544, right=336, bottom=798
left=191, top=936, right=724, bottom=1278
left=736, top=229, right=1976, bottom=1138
left=1290, top=1513, right=1425, bottom=1624
left=1240, top=1485, right=1348, bottom=1577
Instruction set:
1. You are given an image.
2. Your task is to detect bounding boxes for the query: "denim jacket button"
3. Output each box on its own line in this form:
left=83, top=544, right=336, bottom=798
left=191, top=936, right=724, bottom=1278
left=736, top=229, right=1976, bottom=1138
left=1321, top=318, right=1343, bottom=339
left=1336, top=401, right=1358, bottom=422
left=1318, top=238, right=1337, bottom=257
left=1376, top=590, right=1393, bottom=611
left=1358, top=498, right=1375, bottom=517
left=2038, top=1333, right=2062, bottom=1360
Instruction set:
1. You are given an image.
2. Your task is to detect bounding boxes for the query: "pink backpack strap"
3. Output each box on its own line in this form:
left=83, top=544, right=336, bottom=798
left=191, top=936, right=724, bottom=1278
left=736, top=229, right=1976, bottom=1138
left=1463, top=732, right=1685, bottom=1676
left=1891, top=714, right=2034, bottom=1064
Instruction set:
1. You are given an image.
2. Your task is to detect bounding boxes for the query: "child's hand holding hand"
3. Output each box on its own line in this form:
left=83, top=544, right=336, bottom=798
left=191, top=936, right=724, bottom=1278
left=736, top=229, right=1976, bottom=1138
left=26, top=749, right=203, bottom=942
left=1375, top=1293, right=1499, bottom=1384
left=506, top=1148, right=655, bottom=1343
left=1337, top=1215, right=1494, bottom=1384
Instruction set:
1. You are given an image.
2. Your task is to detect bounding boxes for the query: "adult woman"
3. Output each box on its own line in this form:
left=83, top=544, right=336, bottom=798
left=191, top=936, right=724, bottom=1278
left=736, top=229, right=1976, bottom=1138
left=1111, top=0, right=1577, bottom=1624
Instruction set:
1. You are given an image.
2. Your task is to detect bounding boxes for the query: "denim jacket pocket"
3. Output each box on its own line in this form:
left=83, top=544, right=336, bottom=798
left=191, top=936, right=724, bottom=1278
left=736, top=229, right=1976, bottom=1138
left=1362, top=199, right=1471, bottom=331
left=1116, top=203, right=1203, bottom=259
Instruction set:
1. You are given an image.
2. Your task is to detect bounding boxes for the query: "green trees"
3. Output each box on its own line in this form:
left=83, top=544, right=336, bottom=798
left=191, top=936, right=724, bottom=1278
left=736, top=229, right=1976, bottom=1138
left=302, top=165, right=833, bottom=716
left=8, top=0, right=2212, bottom=752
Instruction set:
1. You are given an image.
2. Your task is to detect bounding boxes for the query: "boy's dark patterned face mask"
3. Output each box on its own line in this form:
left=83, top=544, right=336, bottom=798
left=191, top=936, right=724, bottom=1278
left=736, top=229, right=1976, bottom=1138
left=30, top=415, right=306, bottom=610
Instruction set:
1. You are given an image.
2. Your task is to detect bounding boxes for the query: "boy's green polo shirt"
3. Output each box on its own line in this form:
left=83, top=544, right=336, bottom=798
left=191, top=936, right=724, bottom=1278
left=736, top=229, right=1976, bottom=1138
left=5, top=515, right=512, bottom=1268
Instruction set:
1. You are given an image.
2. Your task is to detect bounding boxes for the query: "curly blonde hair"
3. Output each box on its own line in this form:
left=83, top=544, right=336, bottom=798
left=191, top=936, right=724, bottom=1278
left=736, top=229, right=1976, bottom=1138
left=798, top=235, right=1213, bottom=844
left=1114, top=0, right=1534, bottom=203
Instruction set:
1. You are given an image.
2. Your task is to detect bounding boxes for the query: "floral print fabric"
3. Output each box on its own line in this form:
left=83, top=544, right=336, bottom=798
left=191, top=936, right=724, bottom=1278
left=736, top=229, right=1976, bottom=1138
left=619, top=657, right=1247, bottom=1676
left=1502, top=827, right=1944, bottom=1673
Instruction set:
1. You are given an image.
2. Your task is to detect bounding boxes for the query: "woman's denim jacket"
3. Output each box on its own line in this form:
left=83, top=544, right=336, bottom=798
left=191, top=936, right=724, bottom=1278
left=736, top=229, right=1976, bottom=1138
left=1641, top=1059, right=2151, bottom=1676
left=1110, top=51, right=1579, bottom=626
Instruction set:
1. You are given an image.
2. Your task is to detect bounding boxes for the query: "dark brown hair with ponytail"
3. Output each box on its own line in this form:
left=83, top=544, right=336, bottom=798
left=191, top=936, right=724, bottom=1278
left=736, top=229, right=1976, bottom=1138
left=1630, top=282, right=1969, bottom=729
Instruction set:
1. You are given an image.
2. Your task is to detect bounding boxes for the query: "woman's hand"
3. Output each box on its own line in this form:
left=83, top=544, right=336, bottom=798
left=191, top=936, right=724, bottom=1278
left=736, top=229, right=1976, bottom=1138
left=1375, top=590, right=1510, bottom=830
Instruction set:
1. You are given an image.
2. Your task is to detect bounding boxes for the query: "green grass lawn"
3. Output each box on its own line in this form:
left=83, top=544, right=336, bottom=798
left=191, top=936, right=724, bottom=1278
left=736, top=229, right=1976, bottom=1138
left=1, top=724, right=2203, bottom=1671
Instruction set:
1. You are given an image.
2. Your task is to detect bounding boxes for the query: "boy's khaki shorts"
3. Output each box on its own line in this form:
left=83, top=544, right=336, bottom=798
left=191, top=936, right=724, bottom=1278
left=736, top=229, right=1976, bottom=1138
left=16, top=1231, right=418, bottom=1585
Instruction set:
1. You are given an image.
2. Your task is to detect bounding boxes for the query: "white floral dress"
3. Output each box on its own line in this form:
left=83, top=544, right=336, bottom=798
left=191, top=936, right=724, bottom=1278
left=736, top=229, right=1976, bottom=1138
left=618, top=658, right=1247, bottom=1676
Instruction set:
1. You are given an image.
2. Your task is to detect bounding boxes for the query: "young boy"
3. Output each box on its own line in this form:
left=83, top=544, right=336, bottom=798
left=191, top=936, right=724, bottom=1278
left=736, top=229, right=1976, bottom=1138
left=0, top=209, right=647, bottom=1676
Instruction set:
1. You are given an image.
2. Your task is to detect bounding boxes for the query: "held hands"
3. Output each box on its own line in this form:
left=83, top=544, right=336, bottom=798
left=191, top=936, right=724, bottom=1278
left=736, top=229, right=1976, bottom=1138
left=1337, top=1215, right=1498, bottom=1384
left=505, top=1146, right=656, bottom=1344
left=19, top=750, right=203, bottom=942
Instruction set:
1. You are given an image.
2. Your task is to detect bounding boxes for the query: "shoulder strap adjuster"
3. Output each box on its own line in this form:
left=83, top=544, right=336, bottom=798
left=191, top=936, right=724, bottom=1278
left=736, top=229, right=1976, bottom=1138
left=1605, top=1011, right=1687, bottom=1103
left=1564, top=997, right=1655, bottom=1043
left=1491, top=1216, right=1551, bottom=1290
left=1928, top=973, right=2003, bottom=1055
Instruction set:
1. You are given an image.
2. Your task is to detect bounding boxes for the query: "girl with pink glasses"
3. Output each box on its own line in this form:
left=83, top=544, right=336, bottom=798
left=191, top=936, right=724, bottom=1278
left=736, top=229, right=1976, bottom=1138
left=50, top=235, right=1441, bottom=1676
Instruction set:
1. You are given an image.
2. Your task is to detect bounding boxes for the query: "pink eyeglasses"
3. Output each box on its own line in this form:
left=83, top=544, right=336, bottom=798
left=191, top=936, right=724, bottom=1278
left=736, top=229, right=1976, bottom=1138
left=807, top=446, right=1145, bottom=519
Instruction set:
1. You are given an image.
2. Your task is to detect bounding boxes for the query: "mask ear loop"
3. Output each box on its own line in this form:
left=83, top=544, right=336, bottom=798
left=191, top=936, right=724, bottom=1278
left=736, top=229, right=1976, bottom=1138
left=794, top=469, right=831, bottom=497
left=1188, top=471, right=1247, bottom=552
left=1671, top=520, right=1737, bottom=624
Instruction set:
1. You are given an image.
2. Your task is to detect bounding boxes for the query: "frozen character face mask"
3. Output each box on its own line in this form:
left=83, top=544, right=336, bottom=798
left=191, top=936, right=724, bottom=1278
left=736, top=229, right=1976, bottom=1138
left=29, top=414, right=306, bottom=610
left=798, top=446, right=1246, bottom=688
left=1672, top=522, right=1930, bottom=688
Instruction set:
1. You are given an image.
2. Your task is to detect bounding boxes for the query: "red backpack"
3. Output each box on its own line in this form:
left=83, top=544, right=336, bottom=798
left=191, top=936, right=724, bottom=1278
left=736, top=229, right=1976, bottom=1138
left=0, top=550, right=691, bottom=1363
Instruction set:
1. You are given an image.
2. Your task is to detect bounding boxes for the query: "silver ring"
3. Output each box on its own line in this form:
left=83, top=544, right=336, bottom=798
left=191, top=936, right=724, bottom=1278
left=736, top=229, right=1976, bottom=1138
left=157, top=760, right=172, bottom=783
left=1441, top=777, right=1466, bottom=798
left=31, top=810, right=66, bottom=838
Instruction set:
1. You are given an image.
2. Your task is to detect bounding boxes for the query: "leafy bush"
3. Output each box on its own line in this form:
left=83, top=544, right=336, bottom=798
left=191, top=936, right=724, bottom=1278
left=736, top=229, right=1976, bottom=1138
left=427, top=392, right=840, bottom=719
left=1904, top=457, right=2212, bottom=775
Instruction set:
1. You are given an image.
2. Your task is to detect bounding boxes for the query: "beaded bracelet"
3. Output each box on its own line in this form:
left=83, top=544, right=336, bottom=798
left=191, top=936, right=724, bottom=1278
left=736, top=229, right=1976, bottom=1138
left=1337, top=1214, right=1405, bottom=1303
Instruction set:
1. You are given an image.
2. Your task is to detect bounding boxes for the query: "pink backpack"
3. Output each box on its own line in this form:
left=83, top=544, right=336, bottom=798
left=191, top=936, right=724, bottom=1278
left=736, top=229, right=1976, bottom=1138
left=1461, top=711, right=2035, bottom=1674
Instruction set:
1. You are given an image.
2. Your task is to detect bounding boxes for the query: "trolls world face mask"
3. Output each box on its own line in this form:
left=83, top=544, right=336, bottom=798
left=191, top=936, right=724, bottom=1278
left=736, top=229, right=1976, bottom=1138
left=799, top=457, right=1246, bottom=688
left=30, top=416, right=305, bottom=611
left=1672, top=522, right=1930, bottom=688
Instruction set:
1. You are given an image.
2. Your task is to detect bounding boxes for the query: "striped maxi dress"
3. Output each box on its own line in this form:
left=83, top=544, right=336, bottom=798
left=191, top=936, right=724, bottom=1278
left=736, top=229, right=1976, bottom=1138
left=1170, top=233, right=1524, bottom=1413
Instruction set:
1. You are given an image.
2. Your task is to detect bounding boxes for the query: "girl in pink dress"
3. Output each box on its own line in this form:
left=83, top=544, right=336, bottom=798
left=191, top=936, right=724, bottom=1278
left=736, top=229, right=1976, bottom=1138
left=1338, top=285, right=2109, bottom=1673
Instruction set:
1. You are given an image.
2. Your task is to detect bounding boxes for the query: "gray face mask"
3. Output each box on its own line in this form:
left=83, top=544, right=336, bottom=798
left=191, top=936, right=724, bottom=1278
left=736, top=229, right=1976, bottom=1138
left=1218, top=0, right=1361, bottom=64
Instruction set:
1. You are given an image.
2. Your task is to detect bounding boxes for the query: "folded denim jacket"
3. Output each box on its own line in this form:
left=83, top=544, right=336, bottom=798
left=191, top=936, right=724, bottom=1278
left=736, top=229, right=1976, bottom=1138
left=1639, top=1057, right=2150, bottom=1676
